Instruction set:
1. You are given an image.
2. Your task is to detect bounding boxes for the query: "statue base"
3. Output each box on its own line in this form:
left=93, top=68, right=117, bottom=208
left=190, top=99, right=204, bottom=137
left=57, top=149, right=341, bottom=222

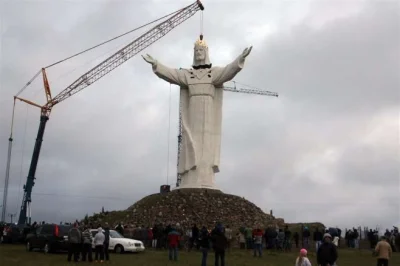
left=174, top=184, right=220, bottom=190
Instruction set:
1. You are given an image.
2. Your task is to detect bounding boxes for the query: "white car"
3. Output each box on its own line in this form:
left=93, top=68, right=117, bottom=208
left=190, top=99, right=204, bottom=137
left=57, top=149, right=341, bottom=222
left=90, top=229, right=145, bottom=253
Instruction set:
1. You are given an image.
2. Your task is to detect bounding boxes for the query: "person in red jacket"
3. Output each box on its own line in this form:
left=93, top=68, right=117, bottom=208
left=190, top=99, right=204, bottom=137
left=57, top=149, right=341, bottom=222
left=168, top=225, right=181, bottom=261
left=252, top=228, right=263, bottom=257
left=147, top=227, right=154, bottom=248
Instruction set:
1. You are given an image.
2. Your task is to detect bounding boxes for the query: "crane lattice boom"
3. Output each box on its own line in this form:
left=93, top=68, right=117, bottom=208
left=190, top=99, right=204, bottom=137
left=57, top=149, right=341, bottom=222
left=16, top=0, right=204, bottom=226
left=48, top=1, right=204, bottom=107
left=223, top=86, right=278, bottom=97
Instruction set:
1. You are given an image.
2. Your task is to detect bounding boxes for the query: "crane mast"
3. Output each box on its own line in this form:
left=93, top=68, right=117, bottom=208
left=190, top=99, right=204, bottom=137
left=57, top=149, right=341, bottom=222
left=16, top=0, right=204, bottom=225
left=175, top=85, right=278, bottom=187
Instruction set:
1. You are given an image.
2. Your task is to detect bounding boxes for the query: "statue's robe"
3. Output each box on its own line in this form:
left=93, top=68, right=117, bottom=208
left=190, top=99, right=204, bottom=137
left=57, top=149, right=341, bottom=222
left=152, top=56, right=245, bottom=189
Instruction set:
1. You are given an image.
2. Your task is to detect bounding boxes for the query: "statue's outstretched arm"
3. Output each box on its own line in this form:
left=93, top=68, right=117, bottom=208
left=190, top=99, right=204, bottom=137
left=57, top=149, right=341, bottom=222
left=212, top=46, right=252, bottom=86
left=142, top=54, right=187, bottom=86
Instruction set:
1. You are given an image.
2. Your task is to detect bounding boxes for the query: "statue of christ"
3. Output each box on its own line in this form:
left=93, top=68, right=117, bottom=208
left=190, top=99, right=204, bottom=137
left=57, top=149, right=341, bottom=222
left=142, top=37, right=252, bottom=189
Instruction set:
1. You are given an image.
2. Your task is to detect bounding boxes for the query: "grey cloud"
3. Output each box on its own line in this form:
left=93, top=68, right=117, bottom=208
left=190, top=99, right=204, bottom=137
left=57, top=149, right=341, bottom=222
left=0, top=0, right=399, bottom=231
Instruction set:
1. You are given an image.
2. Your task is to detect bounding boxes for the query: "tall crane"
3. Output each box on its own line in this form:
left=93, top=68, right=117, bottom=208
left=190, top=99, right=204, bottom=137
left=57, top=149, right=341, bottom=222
left=6, top=0, right=205, bottom=226
left=175, top=82, right=278, bottom=187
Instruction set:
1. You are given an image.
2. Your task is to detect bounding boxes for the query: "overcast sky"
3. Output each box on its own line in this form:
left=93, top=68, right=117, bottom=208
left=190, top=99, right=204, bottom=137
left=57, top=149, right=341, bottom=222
left=0, top=0, right=399, bottom=231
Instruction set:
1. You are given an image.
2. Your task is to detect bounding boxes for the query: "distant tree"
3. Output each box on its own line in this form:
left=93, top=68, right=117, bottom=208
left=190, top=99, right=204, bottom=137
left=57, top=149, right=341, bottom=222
left=102, top=206, right=105, bottom=213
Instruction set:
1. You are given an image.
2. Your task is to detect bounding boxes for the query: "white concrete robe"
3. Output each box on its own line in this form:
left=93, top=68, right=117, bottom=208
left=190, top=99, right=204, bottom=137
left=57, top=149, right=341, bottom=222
left=152, top=55, right=246, bottom=189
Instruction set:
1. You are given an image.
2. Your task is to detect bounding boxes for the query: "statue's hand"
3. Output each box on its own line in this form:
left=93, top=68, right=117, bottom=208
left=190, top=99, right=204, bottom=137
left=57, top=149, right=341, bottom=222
left=241, top=46, right=253, bottom=58
left=142, top=54, right=156, bottom=65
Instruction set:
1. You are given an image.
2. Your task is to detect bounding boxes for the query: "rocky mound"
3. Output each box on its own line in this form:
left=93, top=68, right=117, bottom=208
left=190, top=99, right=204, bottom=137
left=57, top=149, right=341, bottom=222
left=127, top=189, right=279, bottom=229
left=83, top=189, right=326, bottom=234
left=85, top=189, right=283, bottom=230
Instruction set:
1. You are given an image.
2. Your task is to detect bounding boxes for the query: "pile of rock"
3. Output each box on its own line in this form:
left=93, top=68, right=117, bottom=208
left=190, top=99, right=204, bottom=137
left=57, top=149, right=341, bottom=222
left=84, top=189, right=285, bottom=231
left=126, top=189, right=278, bottom=230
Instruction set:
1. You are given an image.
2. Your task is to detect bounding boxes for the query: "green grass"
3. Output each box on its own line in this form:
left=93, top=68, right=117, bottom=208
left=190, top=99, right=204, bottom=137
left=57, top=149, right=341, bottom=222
left=1, top=244, right=399, bottom=266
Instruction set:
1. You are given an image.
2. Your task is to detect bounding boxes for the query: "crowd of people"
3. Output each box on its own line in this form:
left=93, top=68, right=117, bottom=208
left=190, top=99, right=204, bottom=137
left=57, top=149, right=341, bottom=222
left=113, top=222, right=394, bottom=266
left=65, top=222, right=113, bottom=263
left=30, top=221, right=124, bottom=263
left=2, top=219, right=397, bottom=265
left=156, top=222, right=398, bottom=266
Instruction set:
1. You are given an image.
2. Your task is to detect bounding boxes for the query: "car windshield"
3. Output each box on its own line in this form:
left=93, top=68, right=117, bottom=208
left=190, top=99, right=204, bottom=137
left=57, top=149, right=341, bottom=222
left=109, top=230, right=123, bottom=238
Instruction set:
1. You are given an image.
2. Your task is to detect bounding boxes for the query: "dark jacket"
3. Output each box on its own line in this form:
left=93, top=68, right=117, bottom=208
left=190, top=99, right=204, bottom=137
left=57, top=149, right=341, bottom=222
left=68, top=227, right=82, bottom=244
left=284, top=229, right=292, bottom=240
left=165, top=225, right=172, bottom=235
left=192, top=226, right=199, bottom=239
left=314, top=230, right=323, bottom=241
left=212, top=230, right=228, bottom=251
left=104, top=227, right=110, bottom=244
left=317, top=242, right=338, bottom=266
left=303, top=229, right=310, bottom=238
left=199, top=230, right=210, bottom=249
left=116, top=225, right=124, bottom=236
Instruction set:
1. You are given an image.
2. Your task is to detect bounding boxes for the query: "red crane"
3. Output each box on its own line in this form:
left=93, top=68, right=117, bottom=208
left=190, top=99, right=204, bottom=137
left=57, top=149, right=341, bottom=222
left=1, top=0, right=205, bottom=225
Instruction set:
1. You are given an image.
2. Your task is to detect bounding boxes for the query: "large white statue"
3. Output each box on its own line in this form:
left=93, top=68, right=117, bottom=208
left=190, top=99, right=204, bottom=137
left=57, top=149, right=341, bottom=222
left=142, top=37, right=252, bottom=189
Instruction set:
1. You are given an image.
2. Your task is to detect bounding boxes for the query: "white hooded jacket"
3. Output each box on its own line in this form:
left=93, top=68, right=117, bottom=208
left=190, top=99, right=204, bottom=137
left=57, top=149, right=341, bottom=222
left=94, top=227, right=105, bottom=246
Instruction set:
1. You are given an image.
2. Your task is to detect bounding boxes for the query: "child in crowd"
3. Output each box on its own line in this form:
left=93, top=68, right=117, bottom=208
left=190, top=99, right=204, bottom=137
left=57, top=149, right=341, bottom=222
left=295, top=248, right=312, bottom=266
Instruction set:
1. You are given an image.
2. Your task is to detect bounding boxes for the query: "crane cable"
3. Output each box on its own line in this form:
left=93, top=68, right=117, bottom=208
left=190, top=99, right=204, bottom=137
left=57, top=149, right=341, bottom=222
left=9, top=98, right=16, bottom=138
left=16, top=104, right=29, bottom=213
left=15, top=70, right=41, bottom=97
left=44, top=7, right=185, bottom=69
left=14, top=5, right=186, bottom=97
left=200, top=11, right=203, bottom=35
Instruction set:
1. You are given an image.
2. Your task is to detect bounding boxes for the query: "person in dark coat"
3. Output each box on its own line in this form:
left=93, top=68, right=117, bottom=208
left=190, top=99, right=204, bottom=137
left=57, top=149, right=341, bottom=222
left=317, top=233, right=338, bottom=266
left=103, top=223, right=110, bottom=261
left=266, top=227, right=277, bottom=249
left=314, top=228, right=323, bottom=251
left=211, top=224, right=228, bottom=266
left=190, top=224, right=199, bottom=251
left=164, top=223, right=172, bottom=249
left=67, top=223, right=82, bottom=262
left=152, top=224, right=158, bottom=248
left=293, top=231, right=299, bottom=248
left=199, top=226, right=210, bottom=266
left=284, top=226, right=292, bottom=252
left=302, top=226, right=310, bottom=249
left=115, top=223, right=124, bottom=236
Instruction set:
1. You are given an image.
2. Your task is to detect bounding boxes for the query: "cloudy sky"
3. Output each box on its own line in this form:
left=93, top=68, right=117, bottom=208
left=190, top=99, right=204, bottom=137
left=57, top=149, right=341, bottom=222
left=0, top=0, right=399, bottom=231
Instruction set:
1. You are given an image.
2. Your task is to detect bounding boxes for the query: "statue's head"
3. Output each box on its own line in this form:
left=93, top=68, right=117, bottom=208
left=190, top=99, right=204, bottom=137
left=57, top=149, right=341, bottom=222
left=193, top=37, right=211, bottom=68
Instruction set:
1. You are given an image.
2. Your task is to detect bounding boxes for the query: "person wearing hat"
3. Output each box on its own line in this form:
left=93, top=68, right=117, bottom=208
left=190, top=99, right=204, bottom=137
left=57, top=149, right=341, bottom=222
left=317, top=233, right=338, bottom=266
left=295, top=248, right=312, bottom=266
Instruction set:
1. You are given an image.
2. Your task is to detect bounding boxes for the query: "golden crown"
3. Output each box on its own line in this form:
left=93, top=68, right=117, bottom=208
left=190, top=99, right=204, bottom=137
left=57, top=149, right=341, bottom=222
left=194, top=36, right=208, bottom=48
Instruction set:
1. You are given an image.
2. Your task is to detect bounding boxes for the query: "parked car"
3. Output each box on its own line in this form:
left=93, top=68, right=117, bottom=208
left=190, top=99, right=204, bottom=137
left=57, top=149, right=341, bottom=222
left=26, top=223, right=72, bottom=253
left=1, top=223, right=28, bottom=244
left=90, top=229, right=145, bottom=253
